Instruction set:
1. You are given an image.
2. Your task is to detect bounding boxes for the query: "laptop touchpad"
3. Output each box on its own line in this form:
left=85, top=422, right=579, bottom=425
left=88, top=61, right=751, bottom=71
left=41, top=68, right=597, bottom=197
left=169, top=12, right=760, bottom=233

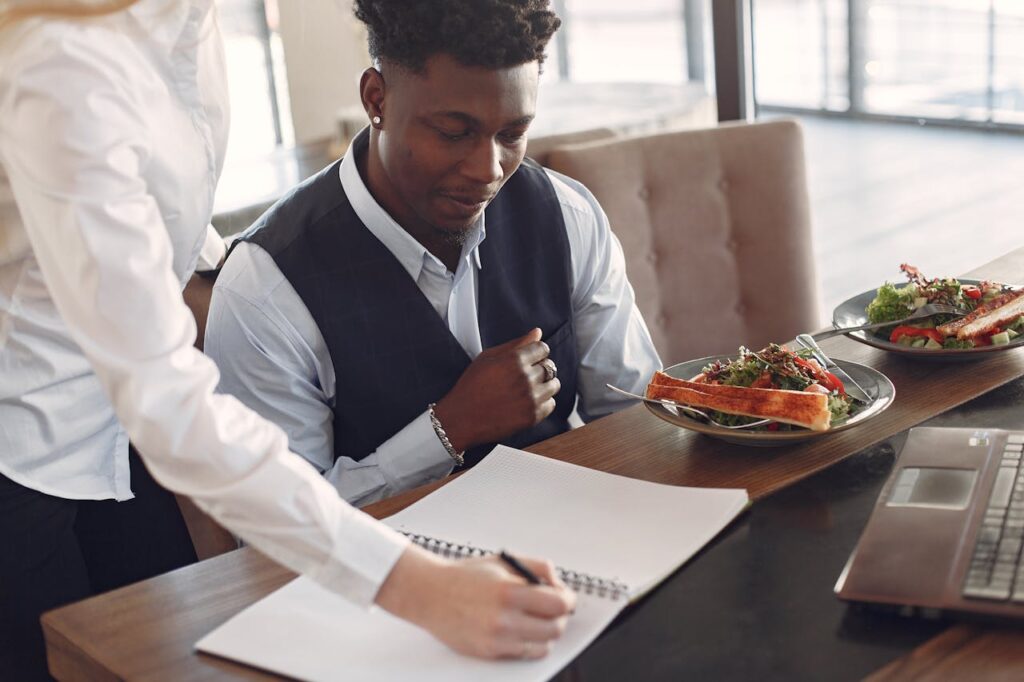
left=886, top=467, right=977, bottom=510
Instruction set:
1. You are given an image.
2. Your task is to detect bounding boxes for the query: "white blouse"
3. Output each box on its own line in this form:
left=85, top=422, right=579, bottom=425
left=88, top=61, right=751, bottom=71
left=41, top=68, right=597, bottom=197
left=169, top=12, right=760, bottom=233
left=0, top=0, right=406, bottom=605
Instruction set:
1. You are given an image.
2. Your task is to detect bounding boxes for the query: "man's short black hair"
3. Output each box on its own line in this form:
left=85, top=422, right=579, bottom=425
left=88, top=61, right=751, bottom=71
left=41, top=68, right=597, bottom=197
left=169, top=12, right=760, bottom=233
left=353, top=0, right=561, bottom=73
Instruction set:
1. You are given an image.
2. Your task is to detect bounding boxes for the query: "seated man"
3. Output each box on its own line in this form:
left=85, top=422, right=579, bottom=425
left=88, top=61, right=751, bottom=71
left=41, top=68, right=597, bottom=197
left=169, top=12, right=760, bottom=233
left=205, top=0, right=661, bottom=505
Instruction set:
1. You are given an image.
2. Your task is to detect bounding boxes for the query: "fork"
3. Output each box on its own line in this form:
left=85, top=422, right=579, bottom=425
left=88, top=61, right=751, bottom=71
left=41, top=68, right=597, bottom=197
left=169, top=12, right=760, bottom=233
left=606, top=384, right=772, bottom=430
left=811, top=303, right=969, bottom=342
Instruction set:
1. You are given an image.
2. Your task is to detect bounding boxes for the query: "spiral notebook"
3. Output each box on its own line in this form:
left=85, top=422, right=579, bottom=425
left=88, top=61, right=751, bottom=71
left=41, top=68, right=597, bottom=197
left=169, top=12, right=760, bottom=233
left=196, top=446, right=748, bottom=681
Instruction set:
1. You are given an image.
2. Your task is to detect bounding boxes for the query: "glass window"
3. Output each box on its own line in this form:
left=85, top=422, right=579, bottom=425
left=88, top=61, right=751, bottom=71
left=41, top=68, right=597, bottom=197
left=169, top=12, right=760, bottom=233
left=216, top=0, right=292, bottom=165
left=861, top=0, right=990, bottom=122
left=753, top=0, right=1024, bottom=127
left=559, top=0, right=688, bottom=84
left=993, top=0, right=1024, bottom=124
left=752, top=0, right=849, bottom=110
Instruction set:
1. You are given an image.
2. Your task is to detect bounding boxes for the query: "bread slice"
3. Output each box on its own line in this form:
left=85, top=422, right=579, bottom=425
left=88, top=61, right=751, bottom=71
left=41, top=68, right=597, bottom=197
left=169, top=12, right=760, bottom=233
left=646, top=374, right=831, bottom=431
left=936, top=289, right=1024, bottom=338
left=953, top=291, right=1024, bottom=340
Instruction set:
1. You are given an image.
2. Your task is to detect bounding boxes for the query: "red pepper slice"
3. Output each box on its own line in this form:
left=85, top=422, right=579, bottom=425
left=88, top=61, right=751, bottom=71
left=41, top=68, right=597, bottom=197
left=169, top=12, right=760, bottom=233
left=962, top=285, right=982, bottom=300
left=824, top=371, right=846, bottom=396
left=889, top=326, right=944, bottom=345
left=793, top=356, right=840, bottom=393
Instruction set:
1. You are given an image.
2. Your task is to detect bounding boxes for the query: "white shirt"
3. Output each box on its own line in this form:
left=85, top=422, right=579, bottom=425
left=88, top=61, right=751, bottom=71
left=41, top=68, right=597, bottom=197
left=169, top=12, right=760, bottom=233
left=0, top=0, right=406, bottom=606
left=206, top=135, right=662, bottom=506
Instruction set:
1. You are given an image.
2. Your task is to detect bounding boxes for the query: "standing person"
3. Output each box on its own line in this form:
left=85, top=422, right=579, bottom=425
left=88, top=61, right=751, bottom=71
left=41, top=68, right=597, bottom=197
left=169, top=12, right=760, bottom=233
left=205, top=0, right=661, bottom=505
left=0, top=1, right=574, bottom=679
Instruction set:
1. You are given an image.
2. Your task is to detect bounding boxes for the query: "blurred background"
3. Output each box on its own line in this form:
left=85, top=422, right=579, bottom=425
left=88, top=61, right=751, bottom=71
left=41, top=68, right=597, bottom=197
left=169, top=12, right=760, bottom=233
left=213, top=0, right=1024, bottom=323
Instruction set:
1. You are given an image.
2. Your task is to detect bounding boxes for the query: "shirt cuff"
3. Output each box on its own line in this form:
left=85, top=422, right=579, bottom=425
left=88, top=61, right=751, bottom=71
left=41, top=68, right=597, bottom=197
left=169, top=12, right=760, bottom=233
left=306, top=506, right=410, bottom=607
left=378, top=411, right=456, bottom=491
left=196, top=223, right=227, bottom=272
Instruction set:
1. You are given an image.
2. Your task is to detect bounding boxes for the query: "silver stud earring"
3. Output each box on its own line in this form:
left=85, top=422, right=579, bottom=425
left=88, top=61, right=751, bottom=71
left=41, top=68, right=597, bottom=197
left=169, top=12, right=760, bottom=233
left=372, top=115, right=382, bottom=126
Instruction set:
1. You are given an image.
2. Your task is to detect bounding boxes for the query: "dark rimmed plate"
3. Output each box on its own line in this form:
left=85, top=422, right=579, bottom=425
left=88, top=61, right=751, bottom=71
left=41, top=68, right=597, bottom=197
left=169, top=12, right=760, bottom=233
left=832, top=279, right=1024, bottom=358
left=645, top=355, right=895, bottom=447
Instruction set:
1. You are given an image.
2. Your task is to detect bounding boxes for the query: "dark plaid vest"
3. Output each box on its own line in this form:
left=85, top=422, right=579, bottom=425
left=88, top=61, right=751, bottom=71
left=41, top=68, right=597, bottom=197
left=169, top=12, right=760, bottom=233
left=234, top=145, right=577, bottom=467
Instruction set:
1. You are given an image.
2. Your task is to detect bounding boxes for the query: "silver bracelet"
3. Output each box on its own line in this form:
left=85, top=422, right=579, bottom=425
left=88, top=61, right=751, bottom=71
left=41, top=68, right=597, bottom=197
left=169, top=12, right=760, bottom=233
left=428, top=403, right=465, bottom=467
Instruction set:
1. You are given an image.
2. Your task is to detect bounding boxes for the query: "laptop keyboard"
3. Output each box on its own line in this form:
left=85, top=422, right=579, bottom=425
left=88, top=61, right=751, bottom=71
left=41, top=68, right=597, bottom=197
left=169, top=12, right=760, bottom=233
left=963, top=433, right=1024, bottom=601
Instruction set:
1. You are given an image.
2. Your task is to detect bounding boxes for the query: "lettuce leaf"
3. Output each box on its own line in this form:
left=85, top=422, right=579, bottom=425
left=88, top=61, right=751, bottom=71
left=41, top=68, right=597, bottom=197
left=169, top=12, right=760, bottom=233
left=866, top=283, right=918, bottom=324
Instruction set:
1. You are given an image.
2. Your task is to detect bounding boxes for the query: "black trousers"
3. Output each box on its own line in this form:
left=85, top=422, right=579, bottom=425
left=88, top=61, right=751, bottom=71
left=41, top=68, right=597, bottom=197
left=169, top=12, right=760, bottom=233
left=0, top=450, right=197, bottom=681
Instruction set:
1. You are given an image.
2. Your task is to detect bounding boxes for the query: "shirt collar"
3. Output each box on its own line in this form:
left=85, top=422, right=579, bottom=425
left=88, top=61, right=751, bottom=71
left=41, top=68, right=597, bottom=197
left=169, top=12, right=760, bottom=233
left=338, top=128, right=486, bottom=281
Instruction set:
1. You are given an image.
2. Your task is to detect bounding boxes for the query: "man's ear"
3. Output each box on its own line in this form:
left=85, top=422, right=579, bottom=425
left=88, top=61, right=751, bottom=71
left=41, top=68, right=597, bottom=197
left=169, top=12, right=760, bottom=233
left=360, top=67, right=386, bottom=126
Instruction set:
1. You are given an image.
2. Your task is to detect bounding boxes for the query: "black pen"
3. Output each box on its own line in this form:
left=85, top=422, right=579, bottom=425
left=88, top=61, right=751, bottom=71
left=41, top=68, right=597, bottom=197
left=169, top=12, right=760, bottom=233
left=499, top=550, right=542, bottom=585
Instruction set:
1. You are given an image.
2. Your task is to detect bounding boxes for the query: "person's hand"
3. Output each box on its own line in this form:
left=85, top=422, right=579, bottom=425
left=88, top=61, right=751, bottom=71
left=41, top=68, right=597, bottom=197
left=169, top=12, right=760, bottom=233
left=433, top=328, right=560, bottom=451
left=375, top=545, right=576, bottom=659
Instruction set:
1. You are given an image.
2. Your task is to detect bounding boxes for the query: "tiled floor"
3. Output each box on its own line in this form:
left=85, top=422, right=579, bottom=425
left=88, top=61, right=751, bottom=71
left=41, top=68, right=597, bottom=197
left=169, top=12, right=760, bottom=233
left=788, top=114, right=1024, bottom=325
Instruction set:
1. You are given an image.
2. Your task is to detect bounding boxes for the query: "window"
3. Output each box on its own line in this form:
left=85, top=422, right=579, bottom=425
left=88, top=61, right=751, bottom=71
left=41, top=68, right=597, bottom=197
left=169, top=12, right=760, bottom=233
left=215, top=0, right=292, bottom=165
left=550, top=0, right=711, bottom=85
left=752, top=0, right=848, bottom=110
left=860, top=0, right=990, bottom=121
left=993, top=0, right=1024, bottom=124
left=753, top=0, right=1024, bottom=128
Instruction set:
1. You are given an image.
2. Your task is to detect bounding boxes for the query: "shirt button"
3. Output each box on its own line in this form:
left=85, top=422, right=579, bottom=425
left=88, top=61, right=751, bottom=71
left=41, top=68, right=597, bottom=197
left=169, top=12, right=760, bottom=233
left=726, top=239, right=738, bottom=251
left=719, top=177, right=729, bottom=191
left=656, top=312, right=668, bottom=326
left=646, top=252, right=658, bottom=265
left=735, top=302, right=746, bottom=316
left=638, top=186, right=651, bottom=200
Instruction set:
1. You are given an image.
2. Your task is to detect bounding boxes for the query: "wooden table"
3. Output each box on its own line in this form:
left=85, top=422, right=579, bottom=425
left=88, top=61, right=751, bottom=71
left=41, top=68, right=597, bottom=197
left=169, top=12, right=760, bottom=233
left=42, top=247, right=1024, bottom=680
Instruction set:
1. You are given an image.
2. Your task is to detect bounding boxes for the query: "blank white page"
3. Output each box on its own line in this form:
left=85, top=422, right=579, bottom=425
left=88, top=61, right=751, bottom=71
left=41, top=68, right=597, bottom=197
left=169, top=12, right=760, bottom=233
left=197, top=575, right=623, bottom=682
left=384, top=445, right=748, bottom=597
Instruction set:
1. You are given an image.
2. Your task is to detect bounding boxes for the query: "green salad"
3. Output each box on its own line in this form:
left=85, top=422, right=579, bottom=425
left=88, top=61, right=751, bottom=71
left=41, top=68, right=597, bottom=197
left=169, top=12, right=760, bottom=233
left=865, top=264, right=1023, bottom=349
left=697, top=344, right=855, bottom=430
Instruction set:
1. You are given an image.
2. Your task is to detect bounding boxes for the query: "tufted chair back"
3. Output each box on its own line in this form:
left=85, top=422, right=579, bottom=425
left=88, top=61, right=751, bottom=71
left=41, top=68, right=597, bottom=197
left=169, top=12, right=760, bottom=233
left=544, top=119, right=820, bottom=364
left=525, top=127, right=619, bottom=167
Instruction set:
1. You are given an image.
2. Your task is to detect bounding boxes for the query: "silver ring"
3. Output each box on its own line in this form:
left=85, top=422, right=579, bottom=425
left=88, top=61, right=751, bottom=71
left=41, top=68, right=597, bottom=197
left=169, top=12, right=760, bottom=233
left=540, top=358, right=557, bottom=383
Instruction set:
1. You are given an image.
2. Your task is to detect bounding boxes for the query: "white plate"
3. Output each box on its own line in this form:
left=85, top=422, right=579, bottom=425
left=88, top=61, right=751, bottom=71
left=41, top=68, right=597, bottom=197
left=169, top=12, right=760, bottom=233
left=832, top=279, right=1024, bottom=358
left=645, top=355, right=895, bottom=447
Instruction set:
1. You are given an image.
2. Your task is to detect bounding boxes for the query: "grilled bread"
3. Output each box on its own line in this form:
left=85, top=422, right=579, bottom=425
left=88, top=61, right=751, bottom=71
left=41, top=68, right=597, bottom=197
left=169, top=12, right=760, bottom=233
left=646, top=373, right=831, bottom=431
left=936, top=289, right=1024, bottom=339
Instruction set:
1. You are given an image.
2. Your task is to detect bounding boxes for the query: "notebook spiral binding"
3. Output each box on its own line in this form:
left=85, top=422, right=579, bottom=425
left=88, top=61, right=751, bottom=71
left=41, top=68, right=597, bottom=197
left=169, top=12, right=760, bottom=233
left=402, top=532, right=629, bottom=601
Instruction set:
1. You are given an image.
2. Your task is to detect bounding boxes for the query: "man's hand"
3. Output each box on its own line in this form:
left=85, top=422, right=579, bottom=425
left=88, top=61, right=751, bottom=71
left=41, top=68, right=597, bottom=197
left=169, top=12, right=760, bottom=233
left=375, top=545, right=576, bottom=659
left=433, top=328, right=561, bottom=452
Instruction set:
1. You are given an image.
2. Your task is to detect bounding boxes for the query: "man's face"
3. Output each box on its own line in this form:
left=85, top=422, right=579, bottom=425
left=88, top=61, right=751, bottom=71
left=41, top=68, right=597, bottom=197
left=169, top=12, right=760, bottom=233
left=370, top=54, right=539, bottom=241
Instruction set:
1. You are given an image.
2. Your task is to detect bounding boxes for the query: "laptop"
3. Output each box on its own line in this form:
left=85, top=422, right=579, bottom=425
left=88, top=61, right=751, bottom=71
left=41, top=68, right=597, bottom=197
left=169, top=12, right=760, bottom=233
left=836, top=425, right=1024, bottom=620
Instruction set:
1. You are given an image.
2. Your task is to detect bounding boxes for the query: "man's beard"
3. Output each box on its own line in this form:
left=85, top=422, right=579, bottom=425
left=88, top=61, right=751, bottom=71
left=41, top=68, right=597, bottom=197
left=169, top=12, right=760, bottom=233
left=431, top=224, right=473, bottom=249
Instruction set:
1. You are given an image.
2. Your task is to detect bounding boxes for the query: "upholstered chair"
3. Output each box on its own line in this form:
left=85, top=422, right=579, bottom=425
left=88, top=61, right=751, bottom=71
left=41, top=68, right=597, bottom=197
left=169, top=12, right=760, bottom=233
left=525, top=127, right=619, bottom=167
left=543, top=119, right=821, bottom=364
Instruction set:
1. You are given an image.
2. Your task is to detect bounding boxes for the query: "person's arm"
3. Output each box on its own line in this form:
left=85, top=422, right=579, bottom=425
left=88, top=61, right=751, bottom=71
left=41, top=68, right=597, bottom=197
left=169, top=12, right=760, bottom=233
left=545, top=170, right=663, bottom=422
left=196, top=223, right=227, bottom=272
left=205, top=243, right=457, bottom=506
left=183, top=224, right=225, bottom=351
left=0, top=28, right=572, bottom=656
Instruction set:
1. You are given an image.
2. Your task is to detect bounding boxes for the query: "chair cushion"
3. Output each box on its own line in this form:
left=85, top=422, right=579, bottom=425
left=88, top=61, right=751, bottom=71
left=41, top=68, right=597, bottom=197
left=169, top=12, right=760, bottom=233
left=544, top=119, right=820, bottom=363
